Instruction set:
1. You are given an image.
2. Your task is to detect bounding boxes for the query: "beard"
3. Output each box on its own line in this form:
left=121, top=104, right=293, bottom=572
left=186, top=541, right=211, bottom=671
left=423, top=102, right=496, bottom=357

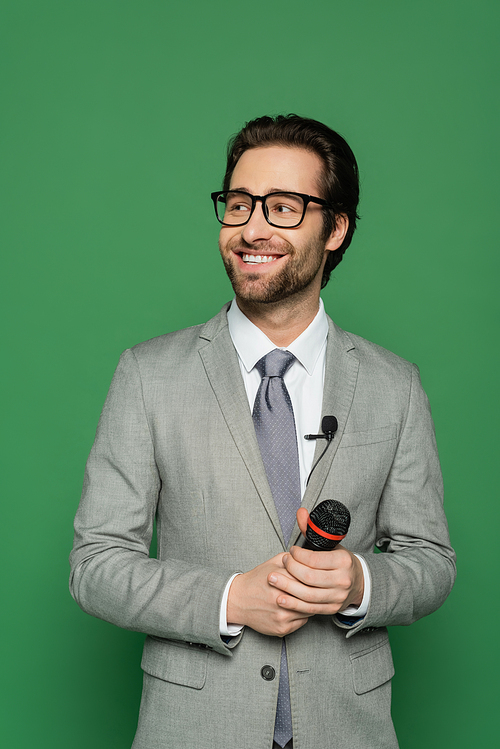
left=220, top=237, right=326, bottom=305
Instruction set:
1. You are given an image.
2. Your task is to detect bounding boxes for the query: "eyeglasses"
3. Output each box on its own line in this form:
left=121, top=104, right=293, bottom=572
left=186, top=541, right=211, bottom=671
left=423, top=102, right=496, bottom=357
left=211, top=190, right=329, bottom=229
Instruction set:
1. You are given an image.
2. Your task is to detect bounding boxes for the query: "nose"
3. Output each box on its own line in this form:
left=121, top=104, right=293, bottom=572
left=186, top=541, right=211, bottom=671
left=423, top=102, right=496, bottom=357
left=240, top=199, right=274, bottom=244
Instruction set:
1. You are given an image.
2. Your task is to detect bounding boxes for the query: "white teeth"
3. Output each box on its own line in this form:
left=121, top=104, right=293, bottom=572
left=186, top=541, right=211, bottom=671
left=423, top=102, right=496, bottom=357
left=242, top=253, right=278, bottom=264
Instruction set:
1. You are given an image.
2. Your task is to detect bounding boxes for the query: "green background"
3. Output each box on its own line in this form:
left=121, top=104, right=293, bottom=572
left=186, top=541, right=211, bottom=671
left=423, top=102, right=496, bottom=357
left=1, top=1, right=498, bottom=746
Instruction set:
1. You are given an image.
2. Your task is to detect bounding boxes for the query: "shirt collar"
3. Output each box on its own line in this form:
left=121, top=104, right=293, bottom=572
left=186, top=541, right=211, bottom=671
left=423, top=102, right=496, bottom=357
left=227, top=297, right=328, bottom=376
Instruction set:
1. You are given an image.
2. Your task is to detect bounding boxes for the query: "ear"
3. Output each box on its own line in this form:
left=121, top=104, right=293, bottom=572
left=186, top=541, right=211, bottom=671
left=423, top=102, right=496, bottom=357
left=325, top=214, right=349, bottom=253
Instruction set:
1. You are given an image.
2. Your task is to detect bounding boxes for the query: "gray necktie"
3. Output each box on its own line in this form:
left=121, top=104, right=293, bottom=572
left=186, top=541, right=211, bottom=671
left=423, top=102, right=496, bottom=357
left=253, top=349, right=301, bottom=748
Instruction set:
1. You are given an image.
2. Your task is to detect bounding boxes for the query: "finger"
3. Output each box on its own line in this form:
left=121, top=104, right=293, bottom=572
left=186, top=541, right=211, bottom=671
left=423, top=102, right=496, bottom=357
left=269, top=571, right=340, bottom=604
left=276, top=593, right=343, bottom=616
left=269, top=553, right=287, bottom=568
left=280, top=615, right=310, bottom=634
left=278, top=558, right=333, bottom=589
left=288, top=544, right=350, bottom=571
left=282, top=552, right=355, bottom=595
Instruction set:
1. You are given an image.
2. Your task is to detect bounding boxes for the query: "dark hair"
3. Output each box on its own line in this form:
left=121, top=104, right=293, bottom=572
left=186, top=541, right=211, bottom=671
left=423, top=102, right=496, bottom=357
left=223, top=114, right=360, bottom=287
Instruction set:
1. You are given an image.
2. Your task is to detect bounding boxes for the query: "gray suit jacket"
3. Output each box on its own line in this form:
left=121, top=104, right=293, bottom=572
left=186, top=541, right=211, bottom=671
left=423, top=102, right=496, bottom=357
left=70, top=304, right=456, bottom=749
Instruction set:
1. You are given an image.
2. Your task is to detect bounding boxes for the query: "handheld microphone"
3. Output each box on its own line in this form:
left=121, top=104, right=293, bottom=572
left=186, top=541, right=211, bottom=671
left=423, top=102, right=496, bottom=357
left=305, top=416, right=338, bottom=441
left=302, top=499, right=351, bottom=551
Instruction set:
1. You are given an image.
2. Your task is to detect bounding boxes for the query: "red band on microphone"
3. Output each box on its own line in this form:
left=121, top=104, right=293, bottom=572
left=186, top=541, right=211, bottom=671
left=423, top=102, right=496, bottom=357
left=307, top=517, right=346, bottom=541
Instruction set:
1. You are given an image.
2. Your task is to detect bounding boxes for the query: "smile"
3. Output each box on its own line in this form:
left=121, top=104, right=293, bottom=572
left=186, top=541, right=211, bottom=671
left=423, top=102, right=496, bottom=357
left=241, top=254, right=280, bottom=264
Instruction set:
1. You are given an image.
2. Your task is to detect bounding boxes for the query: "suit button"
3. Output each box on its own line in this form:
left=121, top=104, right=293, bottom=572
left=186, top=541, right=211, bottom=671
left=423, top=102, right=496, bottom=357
left=261, top=665, right=276, bottom=681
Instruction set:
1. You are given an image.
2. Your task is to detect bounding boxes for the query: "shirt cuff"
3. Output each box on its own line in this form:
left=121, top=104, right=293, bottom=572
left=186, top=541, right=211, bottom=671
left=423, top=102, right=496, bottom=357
left=337, top=553, right=371, bottom=618
left=220, top=573, right=244, bottom=637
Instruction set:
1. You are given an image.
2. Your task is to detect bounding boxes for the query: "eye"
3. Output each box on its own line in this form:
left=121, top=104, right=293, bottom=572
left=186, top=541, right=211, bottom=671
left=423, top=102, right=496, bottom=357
left=267, top=193, right=303, bottom=217
left=225, top=192, right=252, bottom=214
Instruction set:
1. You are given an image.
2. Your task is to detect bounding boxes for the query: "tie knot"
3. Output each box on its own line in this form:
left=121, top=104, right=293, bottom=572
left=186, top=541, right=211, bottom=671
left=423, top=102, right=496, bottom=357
left=255, top=349, right=296, bottom=379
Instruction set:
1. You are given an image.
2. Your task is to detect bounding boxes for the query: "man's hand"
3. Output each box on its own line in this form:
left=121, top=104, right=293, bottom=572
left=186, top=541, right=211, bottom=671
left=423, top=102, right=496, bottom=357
left=226, top=509, right=364, bottom=636
left=226, top=555, right=311, bottom=637
left=267, top=508, right=364, bottom=617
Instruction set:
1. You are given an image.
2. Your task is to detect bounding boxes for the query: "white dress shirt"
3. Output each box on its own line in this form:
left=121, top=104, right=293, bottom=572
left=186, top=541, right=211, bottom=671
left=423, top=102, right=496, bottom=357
left=220, top=299, right=370, bottom=636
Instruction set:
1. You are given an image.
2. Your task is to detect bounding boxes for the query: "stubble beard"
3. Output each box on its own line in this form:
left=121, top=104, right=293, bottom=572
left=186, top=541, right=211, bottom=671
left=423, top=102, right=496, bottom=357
left=220, top=238, right=326, bottom=305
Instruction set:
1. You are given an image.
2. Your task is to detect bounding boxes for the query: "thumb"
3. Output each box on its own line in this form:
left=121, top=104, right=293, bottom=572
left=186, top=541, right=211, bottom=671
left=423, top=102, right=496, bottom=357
left=296, top=507, right=309, bottom=537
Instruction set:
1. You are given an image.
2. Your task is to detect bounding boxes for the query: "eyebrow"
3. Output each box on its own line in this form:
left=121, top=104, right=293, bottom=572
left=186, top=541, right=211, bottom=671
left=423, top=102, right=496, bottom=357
left=228, top=187, right=298, bottom=195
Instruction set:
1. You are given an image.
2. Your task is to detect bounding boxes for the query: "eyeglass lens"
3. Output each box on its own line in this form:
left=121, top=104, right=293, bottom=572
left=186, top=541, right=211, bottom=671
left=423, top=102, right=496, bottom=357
left=216, top=191, right=305, bottom=227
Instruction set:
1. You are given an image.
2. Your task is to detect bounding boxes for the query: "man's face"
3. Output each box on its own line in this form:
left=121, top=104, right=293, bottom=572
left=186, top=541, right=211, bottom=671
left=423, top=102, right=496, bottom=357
left=218, top=146, right=345, bottom=305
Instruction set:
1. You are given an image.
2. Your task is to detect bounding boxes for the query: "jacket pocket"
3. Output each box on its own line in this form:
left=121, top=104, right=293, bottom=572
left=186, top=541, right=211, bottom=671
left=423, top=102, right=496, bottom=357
left=350, top=638, right=395, bottom=695
left=339, top=424, right=397, bottom=448
left=141, top=636, right=208, bottom=690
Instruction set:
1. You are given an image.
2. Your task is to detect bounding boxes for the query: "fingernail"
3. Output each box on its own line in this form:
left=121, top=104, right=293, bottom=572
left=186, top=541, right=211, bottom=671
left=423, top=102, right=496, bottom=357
left=269, top=574, right=277, bottom=584
left=282, top=555, right=289, bottom=565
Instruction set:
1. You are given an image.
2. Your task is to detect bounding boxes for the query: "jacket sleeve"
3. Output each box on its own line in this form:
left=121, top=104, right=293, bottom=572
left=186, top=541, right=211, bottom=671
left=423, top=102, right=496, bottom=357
left=69, top=349, right=237, bottom=656
left=335, top=364, right=456, bottom=636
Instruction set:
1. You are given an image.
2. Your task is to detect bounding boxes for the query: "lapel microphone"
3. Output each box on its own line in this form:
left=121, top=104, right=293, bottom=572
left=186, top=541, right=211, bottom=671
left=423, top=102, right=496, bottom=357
left=304, top=415, right=338, bottom=442
left=305, top=416, right=339, bottom=485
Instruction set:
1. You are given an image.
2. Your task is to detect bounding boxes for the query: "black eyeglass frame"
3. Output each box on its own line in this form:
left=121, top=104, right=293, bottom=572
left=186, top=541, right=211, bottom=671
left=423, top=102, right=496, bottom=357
left=210, top=190, right=329, bottom=229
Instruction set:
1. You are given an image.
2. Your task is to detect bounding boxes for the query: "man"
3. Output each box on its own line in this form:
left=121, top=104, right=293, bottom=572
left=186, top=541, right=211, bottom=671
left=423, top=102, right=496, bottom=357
left=70, top=115, right=456, bottom=749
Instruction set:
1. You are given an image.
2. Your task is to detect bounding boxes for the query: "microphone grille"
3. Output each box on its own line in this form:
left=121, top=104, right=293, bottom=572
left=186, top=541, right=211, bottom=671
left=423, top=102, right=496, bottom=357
left=306, top=499, right=351, bottom=550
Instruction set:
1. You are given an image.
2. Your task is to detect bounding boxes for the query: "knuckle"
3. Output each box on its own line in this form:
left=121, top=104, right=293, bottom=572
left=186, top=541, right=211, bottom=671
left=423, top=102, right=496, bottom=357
left=298, top=588, right=313, bottom=603
left=276, top=602, right=292, bottom=618
left=275, top=615, right=294, bottom=636
left=275, top=574, right=288, bottom=590
left=339, top=573, right=352, bottom=591
left=301, top=568, right=316, bottom=585
left=336, top=549, right=350, bottom=567
left=331, top=591, right=347, bottom=606
left=333, top=568, right=350, bottom=589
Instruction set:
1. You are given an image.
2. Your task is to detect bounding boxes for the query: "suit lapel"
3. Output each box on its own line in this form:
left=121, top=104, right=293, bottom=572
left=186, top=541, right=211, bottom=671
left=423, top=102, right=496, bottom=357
left=290, top=317, right=359, bottom=546
left=198, top=307, right=359, bottom=550
left=198, top=306, right=286, bottom=546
